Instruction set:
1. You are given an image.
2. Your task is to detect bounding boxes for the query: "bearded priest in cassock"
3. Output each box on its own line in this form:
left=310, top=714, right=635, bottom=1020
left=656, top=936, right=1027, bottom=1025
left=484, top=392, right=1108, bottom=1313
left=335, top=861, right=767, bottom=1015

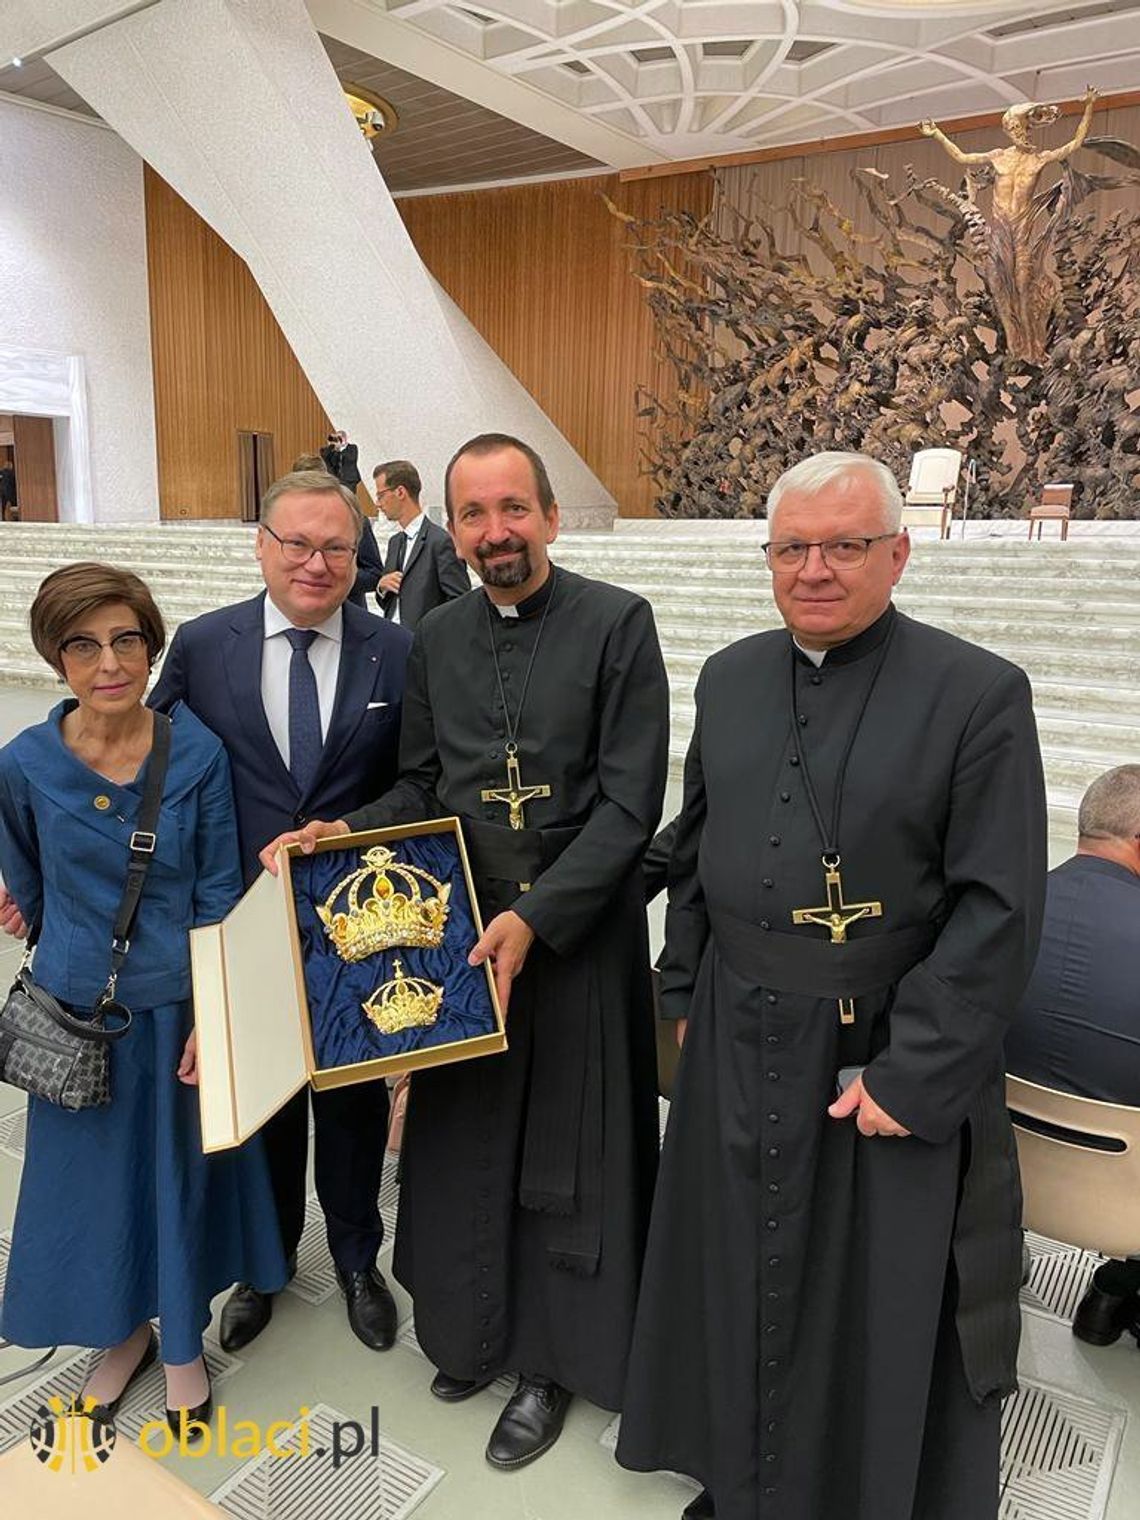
left=616, top=452, right=1047, bottom=1520
left=262, top=433, right=669, bottom=1469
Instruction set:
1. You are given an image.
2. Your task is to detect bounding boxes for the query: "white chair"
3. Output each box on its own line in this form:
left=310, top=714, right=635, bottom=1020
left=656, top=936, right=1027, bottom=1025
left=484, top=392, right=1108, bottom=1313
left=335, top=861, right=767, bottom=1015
left=1006, top=1074, right=1140, bottom=1259
left=902, top=448, right=962, bottom=538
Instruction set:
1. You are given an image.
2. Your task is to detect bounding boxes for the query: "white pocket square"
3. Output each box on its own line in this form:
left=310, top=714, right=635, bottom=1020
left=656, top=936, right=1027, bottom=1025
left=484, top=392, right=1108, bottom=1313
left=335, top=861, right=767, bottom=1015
left=367, top=701, right=389, bottom=710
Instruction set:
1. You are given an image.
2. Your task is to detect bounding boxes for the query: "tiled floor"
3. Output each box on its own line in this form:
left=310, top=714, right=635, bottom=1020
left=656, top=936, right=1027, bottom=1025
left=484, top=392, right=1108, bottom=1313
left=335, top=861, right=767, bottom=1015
left=0, top=681, right=1136, bottom=1519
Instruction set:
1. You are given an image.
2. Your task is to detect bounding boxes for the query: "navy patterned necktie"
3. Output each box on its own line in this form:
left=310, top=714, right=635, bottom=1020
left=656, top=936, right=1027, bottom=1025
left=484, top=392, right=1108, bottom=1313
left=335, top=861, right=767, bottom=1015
left=284, top=627, right=322, bottom=794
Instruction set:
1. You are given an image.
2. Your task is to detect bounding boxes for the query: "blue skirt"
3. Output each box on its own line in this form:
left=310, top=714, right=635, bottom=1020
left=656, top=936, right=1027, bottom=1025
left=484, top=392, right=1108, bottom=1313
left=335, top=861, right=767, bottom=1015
left=0, top=999, right=287, bottom=1364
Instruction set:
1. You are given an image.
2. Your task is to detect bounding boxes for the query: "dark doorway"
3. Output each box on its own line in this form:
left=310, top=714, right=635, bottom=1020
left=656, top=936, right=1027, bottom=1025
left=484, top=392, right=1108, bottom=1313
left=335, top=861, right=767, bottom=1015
left=237, top=431, right=275, bottom=521
left=0, top=415, right=59, bottom=521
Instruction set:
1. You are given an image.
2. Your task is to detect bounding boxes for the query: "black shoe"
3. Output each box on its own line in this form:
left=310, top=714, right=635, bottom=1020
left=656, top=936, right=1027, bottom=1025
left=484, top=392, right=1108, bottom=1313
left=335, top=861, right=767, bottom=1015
left=82, top=1327, right=159, bottom=1422
left=1073, top=1261, right=1140, bottom=1346
left=485, top=1376, right=571, bottom=1470
left=336, top=1264, right=397, bottom=1351
left=166, top=1381, right=213, bottom=1445
left=682, top=1491, right=715, bottom=1519
left=219, top=1251, right=296, bottom=1353
left=430, top=1368, right=496, bottom=1402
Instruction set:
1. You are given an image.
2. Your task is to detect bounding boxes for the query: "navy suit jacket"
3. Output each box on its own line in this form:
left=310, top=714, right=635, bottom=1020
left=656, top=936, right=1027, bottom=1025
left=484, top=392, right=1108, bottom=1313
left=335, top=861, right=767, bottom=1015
left=149, top=592, right=411, bottom=885
left=1005, top=854, right=1140, bottom=1104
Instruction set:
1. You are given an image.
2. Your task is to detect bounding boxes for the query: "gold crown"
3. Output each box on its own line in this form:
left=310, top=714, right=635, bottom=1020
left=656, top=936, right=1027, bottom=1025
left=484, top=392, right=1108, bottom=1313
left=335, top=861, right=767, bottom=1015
left=364, top=959, right=444, bottom=1034
left=318, top=845, right=451, bottom=961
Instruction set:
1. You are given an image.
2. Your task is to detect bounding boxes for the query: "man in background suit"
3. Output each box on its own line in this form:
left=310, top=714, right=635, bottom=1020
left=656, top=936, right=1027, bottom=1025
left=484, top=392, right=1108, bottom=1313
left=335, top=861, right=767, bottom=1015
left=1006, top=763, right=1140, bottom=1348
left=375, top=459, right=470, bottom=630
left=0, top=462, right=17, bottom=521
left=150, top=468, right=412, bottom=1354
left=295, top=449, right=381, bottom=608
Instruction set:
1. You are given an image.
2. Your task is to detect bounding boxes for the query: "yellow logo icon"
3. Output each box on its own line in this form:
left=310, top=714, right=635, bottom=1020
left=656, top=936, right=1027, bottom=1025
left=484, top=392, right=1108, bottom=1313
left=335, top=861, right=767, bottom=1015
left=29, top=1395, right=117, bottom=1473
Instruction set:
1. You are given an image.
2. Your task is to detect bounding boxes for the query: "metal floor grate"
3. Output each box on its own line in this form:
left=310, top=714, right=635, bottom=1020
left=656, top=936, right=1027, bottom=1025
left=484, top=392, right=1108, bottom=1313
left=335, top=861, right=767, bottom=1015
left=1000, top=1377, right=1125, bottom=1520
left=210, top=1402, right=443, bottom=1520
left=378, top=1152, right=399, bottom=1245
left=0, top=1103, right=27, bottom=1162
left=1022, top=1232, right=1105, bottom=1325
left=0, top=1331, right=241, bottom=1452
left=0, top=1229, right=9, bottom=1302
left=396, top=1315, right=515, bottom=1401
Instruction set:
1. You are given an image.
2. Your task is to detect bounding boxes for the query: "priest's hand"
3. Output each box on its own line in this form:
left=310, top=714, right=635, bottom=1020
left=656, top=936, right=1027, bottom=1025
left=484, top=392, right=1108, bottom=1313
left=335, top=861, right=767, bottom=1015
left=468, top=910, right=535, bottom=1016
left=177, top=1029, right=199, bottom=1086
left=0, top=887, right=27, bottom=940
left=259, top=819, right=351, bottom=875
left=827, top=1074, right=911, bottom=1138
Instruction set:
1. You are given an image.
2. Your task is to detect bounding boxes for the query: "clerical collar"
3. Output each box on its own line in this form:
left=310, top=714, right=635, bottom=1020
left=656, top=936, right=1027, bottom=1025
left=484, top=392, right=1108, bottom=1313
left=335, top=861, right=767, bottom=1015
left=791, top=604, right=896, bottom=668
left=487, top=564, right=558, bottom=620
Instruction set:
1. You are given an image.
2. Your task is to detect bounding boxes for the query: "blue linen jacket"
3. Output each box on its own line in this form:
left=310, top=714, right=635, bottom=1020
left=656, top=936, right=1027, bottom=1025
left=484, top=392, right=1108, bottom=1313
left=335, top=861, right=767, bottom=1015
left=0, top=700, right=243, bottom=1010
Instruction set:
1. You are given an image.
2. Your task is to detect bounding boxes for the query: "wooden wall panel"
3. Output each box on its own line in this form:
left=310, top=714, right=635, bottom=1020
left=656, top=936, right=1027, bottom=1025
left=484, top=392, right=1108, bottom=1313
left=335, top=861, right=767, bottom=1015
left=397, top=172, right=712, bottom=516
left=144, top=167, right=331, bottom=520
left=12, top=414, right=58, bottom=522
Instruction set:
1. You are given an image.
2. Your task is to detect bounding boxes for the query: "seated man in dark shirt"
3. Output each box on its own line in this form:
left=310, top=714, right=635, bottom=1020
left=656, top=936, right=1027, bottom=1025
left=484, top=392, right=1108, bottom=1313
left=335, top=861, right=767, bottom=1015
left=1005, top=763, right=1140, bottom=1346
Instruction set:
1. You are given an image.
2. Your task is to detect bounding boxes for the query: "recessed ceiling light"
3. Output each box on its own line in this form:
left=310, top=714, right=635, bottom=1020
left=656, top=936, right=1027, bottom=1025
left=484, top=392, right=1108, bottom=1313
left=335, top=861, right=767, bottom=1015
left=342, top=84, right=399, bottom=140
left=11, top=58, right=23, bottom=68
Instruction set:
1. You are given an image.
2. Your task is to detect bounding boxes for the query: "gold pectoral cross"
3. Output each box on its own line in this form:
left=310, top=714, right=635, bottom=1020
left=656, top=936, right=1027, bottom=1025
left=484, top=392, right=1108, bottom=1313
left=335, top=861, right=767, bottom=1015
left=480, top=745, right=551, bottom=888
left=791, top=856, right=883, bottom=1026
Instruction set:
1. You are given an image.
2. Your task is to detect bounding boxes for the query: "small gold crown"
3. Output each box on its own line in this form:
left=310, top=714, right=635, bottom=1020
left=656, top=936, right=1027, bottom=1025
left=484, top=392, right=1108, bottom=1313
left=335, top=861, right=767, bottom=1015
left=318, top=845, right=451, bottom=961
left=364, top=960, right=444, bottom=1034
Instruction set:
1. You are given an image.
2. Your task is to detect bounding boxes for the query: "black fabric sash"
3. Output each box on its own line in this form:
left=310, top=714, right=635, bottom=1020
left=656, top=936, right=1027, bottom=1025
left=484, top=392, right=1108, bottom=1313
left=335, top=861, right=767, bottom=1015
left=463, top=818, right=583, bottom=888
left=711, top=907, right=936, bottom=997
left=462, top=816, right=603, bottom=1276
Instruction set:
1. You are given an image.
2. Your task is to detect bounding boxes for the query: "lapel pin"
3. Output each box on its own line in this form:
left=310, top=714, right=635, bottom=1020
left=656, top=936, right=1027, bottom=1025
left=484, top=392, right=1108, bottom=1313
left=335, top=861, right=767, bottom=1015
left=94, top=795, right=111, bottom=811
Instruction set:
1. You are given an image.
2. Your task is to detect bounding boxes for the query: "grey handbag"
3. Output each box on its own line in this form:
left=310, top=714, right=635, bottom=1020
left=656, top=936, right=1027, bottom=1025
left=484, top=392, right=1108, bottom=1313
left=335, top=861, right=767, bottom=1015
left=0, top=712, right=171, bottom=1110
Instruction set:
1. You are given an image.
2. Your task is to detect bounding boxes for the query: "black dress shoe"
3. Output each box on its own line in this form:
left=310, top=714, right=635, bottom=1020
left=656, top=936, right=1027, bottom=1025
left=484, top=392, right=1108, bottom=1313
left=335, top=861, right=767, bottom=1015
left=682, top=1491, right=715, bottom=1519
left=82, top=1327, right=159, bottom=1422
left=1074, top=1260, right=1140, bottom=1346
left=219, top=1251, right=297, bottom=1353
left=430, top=1368, right=496, bottom=1402
left=336, top=1264, right=397, bottom=1351
left=485, top=1376, right=571, bottom=1469
left=166, top=1383, right=213, bottom=1445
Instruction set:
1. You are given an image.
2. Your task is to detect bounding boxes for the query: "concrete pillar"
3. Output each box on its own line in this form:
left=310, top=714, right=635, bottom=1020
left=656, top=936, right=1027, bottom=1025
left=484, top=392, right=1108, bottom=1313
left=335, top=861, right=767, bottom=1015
left=42, top=0, right=614, bottom=523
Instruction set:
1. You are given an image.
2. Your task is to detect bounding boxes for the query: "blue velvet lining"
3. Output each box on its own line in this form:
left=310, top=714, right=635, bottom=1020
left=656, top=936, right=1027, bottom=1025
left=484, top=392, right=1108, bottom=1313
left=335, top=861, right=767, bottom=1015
left=291, top=834, right=496, bottom=1069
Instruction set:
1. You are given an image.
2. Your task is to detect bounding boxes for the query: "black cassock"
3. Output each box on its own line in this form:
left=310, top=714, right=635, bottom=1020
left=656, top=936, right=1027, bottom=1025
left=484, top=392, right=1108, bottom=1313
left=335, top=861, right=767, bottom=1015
left=347, top=565, right=669, bottom=1408
left=617, top=606, right=1047, bottom=1520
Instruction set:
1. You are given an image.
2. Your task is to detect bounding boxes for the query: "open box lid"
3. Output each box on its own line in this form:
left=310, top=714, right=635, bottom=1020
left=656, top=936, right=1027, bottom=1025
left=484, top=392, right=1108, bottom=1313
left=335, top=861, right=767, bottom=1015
left=191, top=865, right=309, bottom=1153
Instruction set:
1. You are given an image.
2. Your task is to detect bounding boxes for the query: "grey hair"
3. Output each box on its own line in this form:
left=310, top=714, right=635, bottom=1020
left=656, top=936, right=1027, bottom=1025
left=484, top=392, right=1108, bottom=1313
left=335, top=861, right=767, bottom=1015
left=260, top=469, right=363, bottom=544
left=766, top=452, right=903, bottom=532
left=1077, top=765, right=1140, bottom=842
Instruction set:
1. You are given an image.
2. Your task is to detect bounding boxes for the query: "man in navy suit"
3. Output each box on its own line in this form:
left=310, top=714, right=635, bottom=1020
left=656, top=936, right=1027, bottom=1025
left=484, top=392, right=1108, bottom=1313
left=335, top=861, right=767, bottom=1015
left=150, top=468, right=412, bottom=1354
left=374, top=459, right=471, bottom=631
left=1006, top=764, right=1140, bottom=1347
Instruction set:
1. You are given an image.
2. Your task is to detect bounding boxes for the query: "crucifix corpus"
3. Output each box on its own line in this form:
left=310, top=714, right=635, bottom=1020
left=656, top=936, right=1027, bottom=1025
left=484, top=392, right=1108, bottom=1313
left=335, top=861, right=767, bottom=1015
left=480, top=743, right=551, bottom=890
left=792, top=855, right=883, bottom=1025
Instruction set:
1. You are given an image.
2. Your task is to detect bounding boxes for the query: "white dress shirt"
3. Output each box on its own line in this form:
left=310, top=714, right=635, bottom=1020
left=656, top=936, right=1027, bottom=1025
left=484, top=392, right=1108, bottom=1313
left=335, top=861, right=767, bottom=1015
left=391, top=512, right=425, bottom=626
left=261, top=597, right=344, bottom=770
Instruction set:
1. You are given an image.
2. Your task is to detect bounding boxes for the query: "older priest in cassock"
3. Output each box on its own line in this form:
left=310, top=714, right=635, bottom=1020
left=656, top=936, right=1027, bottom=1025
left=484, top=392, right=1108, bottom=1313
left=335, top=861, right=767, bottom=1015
left=264, top=433, right=669, bottom=1469
left=617, top=451, right=1047, bottom=1520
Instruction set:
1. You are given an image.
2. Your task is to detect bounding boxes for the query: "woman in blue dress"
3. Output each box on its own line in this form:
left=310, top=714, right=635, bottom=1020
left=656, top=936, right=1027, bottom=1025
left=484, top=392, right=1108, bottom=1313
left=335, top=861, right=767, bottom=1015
left=0, top=562, right=286, bottom=1436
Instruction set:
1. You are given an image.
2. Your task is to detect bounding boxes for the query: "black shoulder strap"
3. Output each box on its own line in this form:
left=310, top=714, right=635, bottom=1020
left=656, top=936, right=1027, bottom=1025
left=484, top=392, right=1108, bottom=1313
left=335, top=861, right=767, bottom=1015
left=107, top=711, right=173, bottom=984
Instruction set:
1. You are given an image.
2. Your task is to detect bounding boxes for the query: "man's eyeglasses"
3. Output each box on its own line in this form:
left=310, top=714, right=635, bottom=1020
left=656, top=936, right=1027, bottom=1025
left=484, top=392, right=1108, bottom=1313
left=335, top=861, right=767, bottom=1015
left=59, top=631, right=149, bottom=664
left=262, top=521, right=357, bottom=568
left=762, top=534, right=899, bottom=572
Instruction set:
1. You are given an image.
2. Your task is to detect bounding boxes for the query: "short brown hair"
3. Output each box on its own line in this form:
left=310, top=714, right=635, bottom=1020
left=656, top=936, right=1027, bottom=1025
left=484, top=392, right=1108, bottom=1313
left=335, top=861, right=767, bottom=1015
left=443, top=434, right=555, bottom=522
left=372, top=459, right=422, bottom=502
left=292, top=452, right=326, bottom=472
left=260, top=469, right=363, bottom=544
left=30, top=562, right=166, bottom=675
